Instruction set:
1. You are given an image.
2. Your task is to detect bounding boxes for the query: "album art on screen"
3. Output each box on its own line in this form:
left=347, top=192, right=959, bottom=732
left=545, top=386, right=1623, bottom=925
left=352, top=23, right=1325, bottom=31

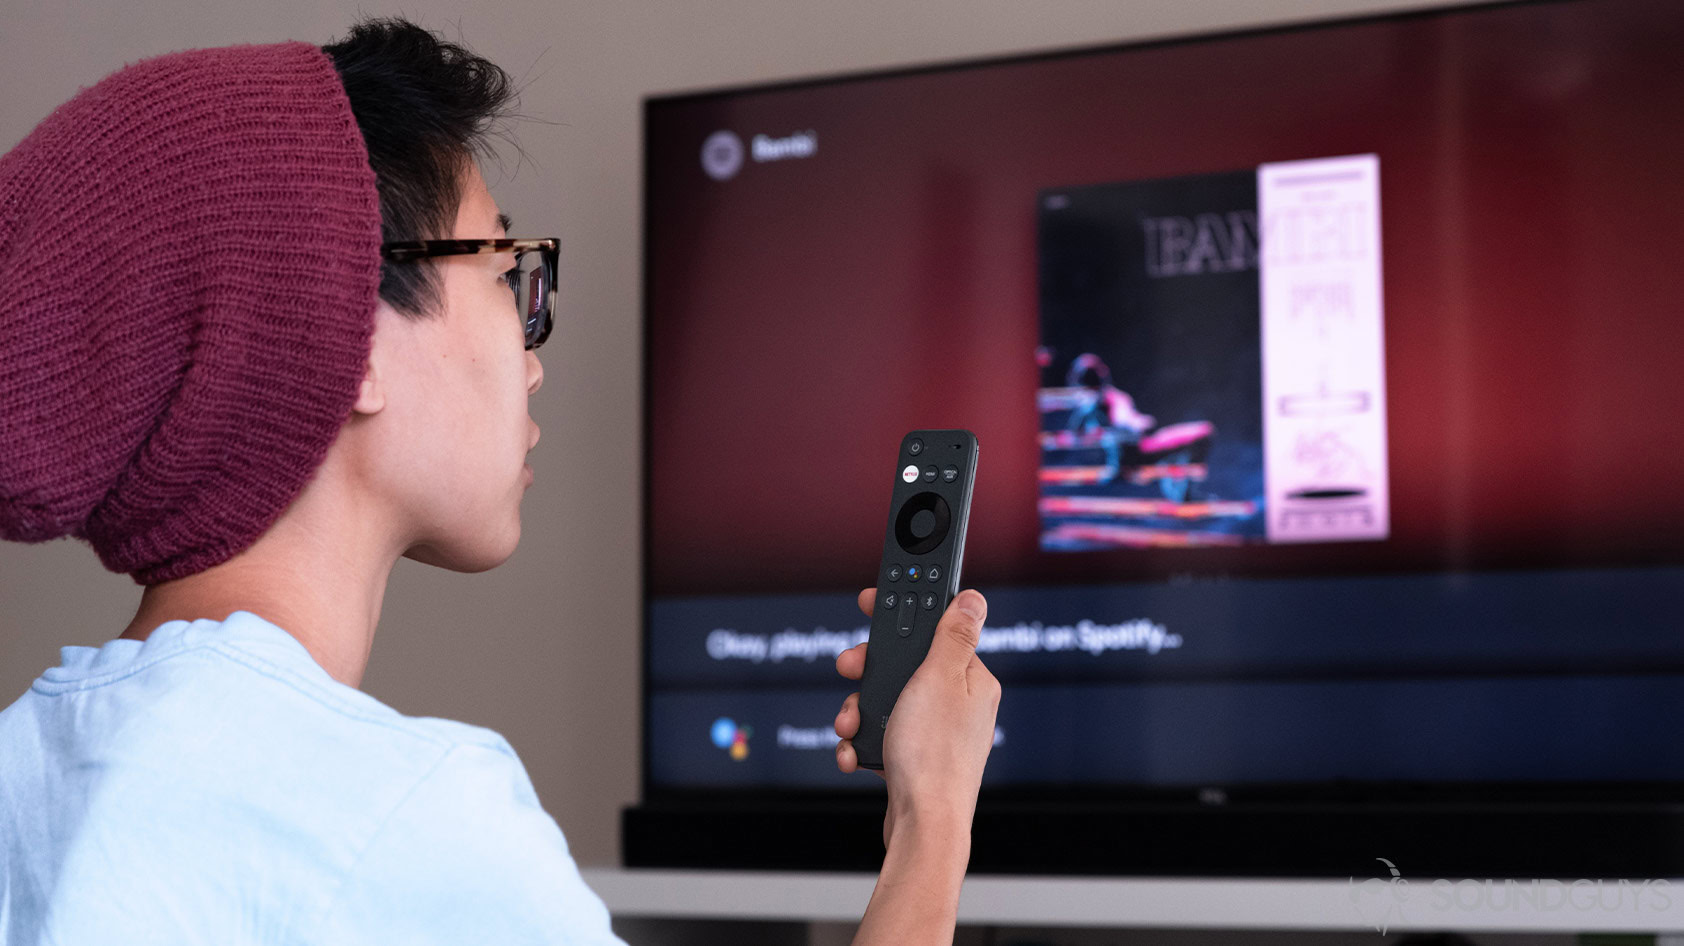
left=1036, top=154, right=1391, bottom=551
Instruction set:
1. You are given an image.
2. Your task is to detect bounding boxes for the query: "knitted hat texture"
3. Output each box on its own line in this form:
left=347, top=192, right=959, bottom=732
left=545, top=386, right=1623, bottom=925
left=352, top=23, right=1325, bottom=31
left=0, top=40, right=382, bottom=584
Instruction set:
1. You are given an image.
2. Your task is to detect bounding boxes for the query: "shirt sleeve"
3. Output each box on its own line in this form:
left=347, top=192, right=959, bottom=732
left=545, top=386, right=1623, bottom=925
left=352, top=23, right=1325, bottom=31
left=314, top=740, right=629, bottom=946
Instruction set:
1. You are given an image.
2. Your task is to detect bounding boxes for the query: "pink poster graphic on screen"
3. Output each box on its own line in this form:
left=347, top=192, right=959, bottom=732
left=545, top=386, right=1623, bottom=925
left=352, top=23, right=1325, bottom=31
left=1036, top=154, right=1389, bottom=550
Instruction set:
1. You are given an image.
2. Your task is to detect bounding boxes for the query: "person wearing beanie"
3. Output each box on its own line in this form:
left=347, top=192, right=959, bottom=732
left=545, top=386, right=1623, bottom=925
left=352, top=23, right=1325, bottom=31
left=0, top=15, right=1001, bottom=946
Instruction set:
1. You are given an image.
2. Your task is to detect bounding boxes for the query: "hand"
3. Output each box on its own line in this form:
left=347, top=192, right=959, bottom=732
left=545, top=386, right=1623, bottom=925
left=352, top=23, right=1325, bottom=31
left=834, top=587, right=1000, bottom=851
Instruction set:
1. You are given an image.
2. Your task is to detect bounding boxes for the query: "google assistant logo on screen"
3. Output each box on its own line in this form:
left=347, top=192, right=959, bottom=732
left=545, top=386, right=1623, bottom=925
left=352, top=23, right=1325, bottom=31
left=710, top=717, right=751, bottom=760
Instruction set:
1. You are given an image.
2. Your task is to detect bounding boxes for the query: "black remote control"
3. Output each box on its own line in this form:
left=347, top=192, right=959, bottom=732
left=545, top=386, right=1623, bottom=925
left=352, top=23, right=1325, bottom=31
left=853, top=429, right=979, bottom=771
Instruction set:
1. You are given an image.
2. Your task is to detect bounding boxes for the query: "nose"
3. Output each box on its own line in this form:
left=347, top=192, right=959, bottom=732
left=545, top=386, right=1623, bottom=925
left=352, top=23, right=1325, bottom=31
left=527, top=349, right=543, bottom=396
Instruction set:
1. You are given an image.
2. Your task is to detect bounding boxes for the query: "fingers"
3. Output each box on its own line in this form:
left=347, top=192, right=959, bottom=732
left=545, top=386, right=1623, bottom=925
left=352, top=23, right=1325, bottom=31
left=835, top=641, right=867, bottom=681
left=838, top=588, right=875, bottom=779
left=834, top=691, right=859, bottom=740
left=833, top=737, right=884, bottom=780
left=839, top=589, right=986, bottom=679
left=927, top=589, right=988, bottom=665
left=835, top=737, right=859, bottom=773
left=834, top=689, right=891, bottom=781
left=837, top=588, right=875, bottom=681
left=834, top=693, right=868, bottom=776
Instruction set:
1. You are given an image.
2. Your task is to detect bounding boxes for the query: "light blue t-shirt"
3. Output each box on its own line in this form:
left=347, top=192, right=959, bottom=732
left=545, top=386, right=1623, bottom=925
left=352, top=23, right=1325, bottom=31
left=0, top=610, right=627, bottom=945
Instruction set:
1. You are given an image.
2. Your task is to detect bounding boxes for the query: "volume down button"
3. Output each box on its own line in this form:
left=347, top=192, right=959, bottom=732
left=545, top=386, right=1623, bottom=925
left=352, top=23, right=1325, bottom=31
left=897, top=593, right=916, bottom=637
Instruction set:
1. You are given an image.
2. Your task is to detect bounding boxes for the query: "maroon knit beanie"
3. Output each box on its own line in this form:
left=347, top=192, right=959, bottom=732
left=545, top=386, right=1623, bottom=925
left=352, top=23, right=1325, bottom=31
left=0, top=40, right=382, bottom=585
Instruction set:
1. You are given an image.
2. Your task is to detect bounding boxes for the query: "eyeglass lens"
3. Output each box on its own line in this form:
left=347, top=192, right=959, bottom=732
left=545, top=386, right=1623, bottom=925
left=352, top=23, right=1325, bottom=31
left=512, top=249, right=551, bottom=349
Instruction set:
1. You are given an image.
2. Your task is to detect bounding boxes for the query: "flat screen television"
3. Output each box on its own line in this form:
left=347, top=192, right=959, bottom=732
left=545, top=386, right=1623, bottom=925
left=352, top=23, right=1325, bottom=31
left=626, top=0, right=1684, bottom=877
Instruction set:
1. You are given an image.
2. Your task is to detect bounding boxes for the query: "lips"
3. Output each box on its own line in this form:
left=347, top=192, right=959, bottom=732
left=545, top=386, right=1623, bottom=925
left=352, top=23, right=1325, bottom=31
left=525, top=424, right=541, bottom=484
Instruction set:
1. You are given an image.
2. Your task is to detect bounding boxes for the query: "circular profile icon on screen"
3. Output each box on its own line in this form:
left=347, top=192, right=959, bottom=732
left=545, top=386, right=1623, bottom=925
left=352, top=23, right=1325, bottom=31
left=700, top=130, right=745, bottom=181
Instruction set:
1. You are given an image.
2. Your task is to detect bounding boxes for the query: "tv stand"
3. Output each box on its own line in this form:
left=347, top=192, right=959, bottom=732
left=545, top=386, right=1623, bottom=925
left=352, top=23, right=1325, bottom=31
left=585, top=867, right=1684, bottom=938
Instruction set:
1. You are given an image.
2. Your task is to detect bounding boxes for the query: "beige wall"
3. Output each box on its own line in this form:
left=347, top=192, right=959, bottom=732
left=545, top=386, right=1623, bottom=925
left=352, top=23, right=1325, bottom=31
left=1, top=0, right=1476, bottom=866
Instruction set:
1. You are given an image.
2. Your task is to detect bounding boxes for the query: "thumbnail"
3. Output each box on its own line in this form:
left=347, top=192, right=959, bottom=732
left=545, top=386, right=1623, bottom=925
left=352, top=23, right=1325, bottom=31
left=1036, top=155, right=1389, bottom=550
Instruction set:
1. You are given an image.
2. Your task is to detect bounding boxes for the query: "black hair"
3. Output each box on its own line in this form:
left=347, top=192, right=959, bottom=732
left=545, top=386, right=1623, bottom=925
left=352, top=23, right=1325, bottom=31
left=322, top=17, right=518, bottom=320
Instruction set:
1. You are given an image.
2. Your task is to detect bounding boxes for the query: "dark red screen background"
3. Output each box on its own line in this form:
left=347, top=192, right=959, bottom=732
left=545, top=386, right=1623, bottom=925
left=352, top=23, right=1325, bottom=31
left=645, top=0, right=1684, bottom=596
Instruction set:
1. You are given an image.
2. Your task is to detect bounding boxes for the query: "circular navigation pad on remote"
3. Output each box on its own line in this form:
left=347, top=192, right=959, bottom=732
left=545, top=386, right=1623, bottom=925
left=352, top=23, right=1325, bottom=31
left=894, top=491, right=951, bottom=555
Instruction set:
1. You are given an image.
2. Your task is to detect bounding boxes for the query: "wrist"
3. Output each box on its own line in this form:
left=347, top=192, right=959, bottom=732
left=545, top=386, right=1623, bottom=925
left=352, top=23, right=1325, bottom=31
left=885, top=805, right=973, bottom=862
left=858, top=809, right=971, bottom=946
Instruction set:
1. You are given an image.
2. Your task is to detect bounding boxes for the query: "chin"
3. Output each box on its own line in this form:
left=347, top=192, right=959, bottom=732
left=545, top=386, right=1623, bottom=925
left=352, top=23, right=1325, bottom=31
left=403, top=525, right=521, bottom=573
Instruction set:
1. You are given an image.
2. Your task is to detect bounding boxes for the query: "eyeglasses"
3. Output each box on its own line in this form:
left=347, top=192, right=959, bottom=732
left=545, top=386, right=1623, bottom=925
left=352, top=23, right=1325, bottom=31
left=379, top=238, right=558, bottom=351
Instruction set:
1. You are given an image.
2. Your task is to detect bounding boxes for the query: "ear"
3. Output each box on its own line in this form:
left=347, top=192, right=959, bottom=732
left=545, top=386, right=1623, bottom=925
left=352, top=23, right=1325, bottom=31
left=352, top=357, right=385, bottom=416
left=351, top=300, right=396, bottom=417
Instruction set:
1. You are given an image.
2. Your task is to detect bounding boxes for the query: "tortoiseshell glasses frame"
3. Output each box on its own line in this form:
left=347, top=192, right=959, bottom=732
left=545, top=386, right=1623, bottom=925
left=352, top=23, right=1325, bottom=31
left=379, top=238, right=559, bottom=351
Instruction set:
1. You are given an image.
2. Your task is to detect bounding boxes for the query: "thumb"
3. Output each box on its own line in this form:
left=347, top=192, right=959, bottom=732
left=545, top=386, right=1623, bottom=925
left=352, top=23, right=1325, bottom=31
left=927, top=589, right=987, bottom=665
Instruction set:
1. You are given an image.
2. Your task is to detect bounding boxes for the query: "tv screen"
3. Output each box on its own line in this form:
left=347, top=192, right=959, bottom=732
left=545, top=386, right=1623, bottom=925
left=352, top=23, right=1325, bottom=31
left=632, top=0, right=1684, bottom=875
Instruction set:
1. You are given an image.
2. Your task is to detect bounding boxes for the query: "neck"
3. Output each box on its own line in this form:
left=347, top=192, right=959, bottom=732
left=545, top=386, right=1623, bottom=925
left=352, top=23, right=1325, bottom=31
left=118, top=466, right=404, bottom=690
